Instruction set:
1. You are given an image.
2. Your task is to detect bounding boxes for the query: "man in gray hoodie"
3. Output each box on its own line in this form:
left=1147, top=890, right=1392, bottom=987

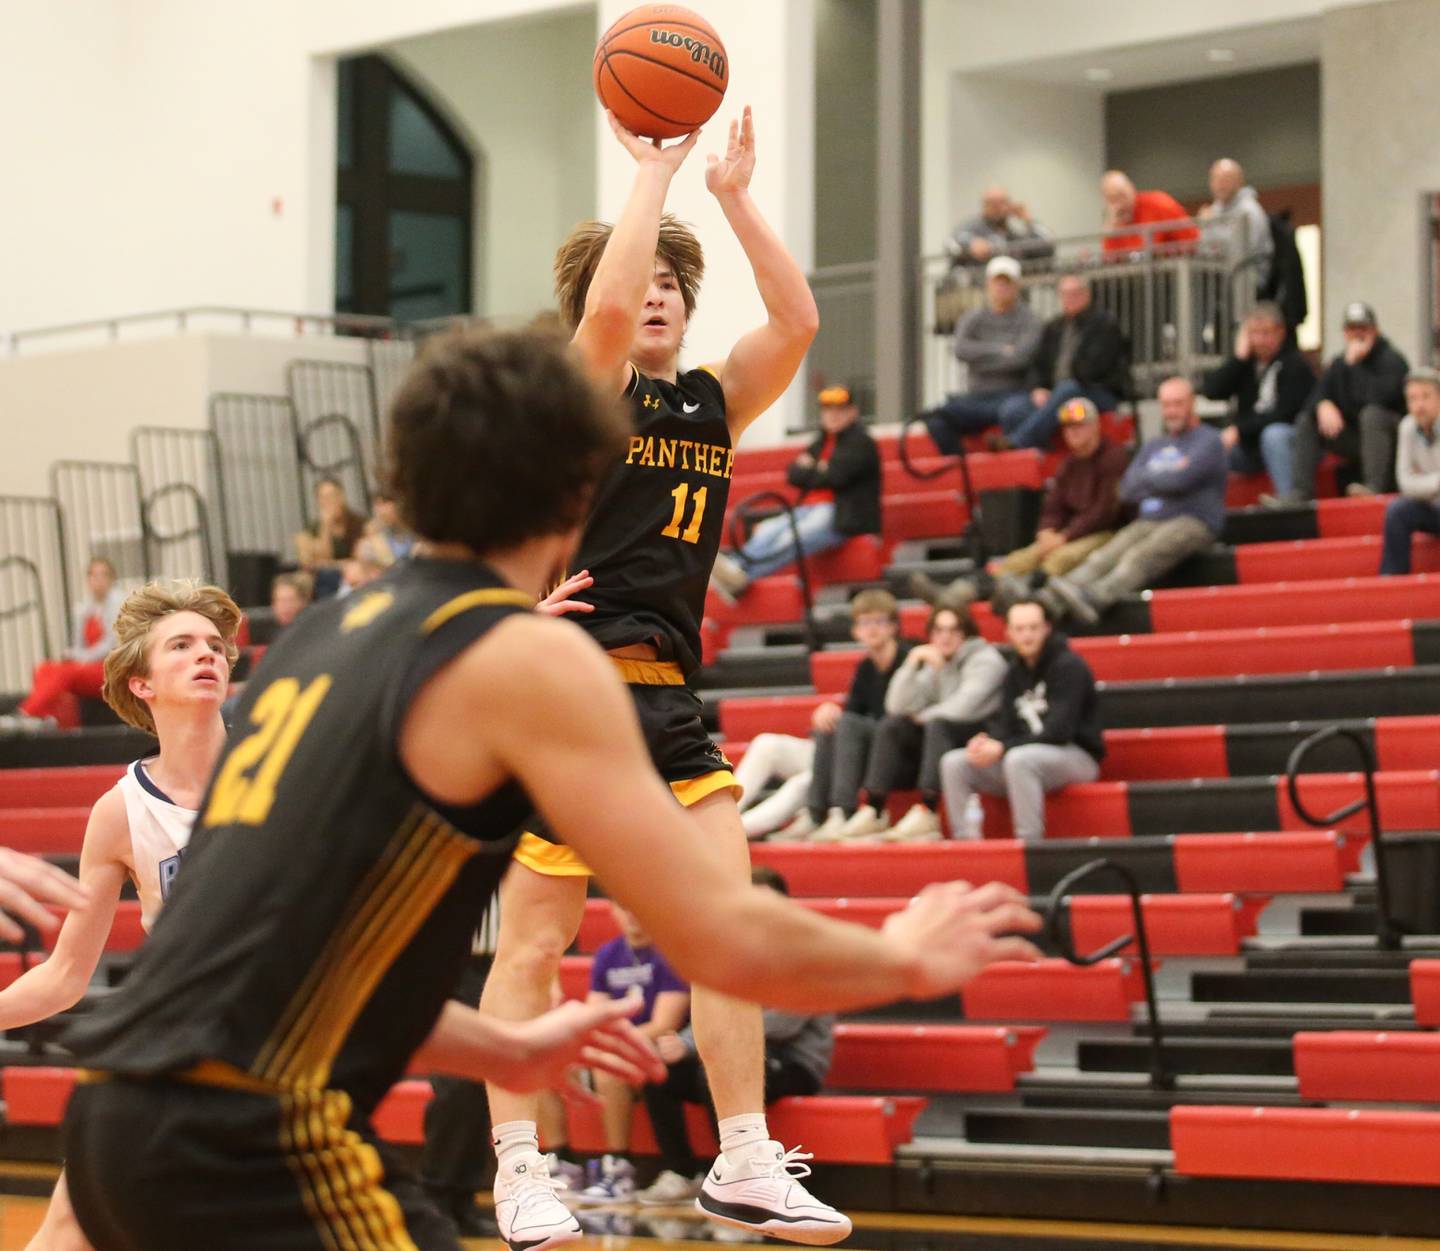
left=1043, top=377, right=1226, bottom=625
left=1200, top=159, right=1272, bottom=286
left=922, top=256, right=1042, bottom=453
left=830, top=604, right=1007, bottom=844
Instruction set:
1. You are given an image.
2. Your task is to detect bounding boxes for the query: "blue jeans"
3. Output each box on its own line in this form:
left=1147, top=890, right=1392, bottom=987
left=1228, top=422, right=1296, bottom=497
left=998, top=381, right=1119, bottom=449
left=922, top=390, right=1022, bottom=455
left=1380, top=496, right=1440, bottom=575
left=738, top=502, right=848, bottom=578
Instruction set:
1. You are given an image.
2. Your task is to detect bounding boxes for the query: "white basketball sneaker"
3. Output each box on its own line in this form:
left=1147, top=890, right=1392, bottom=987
left=697, top=1141, right=852, bottom=1245
left=493, top=1150, right=582, bottom=1251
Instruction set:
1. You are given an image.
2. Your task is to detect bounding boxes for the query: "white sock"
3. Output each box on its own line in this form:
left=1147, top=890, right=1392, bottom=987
left=493, top=1119, right=540, bottom=1168
left=719, top=1113, right=770, bottom=1160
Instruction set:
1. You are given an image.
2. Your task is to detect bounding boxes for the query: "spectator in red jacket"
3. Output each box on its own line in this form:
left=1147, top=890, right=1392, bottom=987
left=1101, top=171, right=1199, bottom=256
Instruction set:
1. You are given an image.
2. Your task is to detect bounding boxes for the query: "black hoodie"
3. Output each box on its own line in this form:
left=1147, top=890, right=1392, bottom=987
left=990, top=634, right=1104, bottom=762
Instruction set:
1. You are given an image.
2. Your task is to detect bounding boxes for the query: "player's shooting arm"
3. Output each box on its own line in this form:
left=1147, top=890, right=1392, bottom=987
left=704, top=108, right=819, bottom=437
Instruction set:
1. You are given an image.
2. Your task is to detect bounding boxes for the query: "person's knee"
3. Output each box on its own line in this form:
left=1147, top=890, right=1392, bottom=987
left=1001, top=747, right=1042, bottom=783
left=1360, top=403, right=1399, bottom=431
left=1260, top=422, right=1293, bottom=453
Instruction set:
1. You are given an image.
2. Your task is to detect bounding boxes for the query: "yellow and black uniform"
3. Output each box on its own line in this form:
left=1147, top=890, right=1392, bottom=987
left=62, top=558, right=535, bottom=1251
left=515, top=364, right=738, bottom=879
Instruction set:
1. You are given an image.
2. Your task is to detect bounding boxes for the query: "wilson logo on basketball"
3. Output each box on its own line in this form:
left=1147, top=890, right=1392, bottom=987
left=649, top=28, right=726, bottom=77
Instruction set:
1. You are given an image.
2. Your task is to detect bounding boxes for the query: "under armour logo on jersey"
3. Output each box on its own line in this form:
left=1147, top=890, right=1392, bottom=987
left=682, top=401, right=701, bottom=413
left=642, top=393, right=662, bottom=410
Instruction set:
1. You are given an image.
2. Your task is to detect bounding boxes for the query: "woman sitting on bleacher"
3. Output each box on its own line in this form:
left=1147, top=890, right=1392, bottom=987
left=1, top=557, right=123, bottom=734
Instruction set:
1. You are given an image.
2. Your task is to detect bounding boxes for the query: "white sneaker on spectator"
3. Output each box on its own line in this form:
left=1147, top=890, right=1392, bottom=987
left=494, top=1150, right=581, bottom=1251
left=808, top=808, right=850, bottom=843
left=711, top=553, right=750, bottom=603
left=544, top=1153, right=585, bottom=1193
left=637, top=1169, right=703, bottom=1205
left=573, top=1154, right=636, bottom=1206
left=697, top=1141, right=852, bottom=1245
left=767, top=811, right=818, bottom=843
left=838, top=804, right=890, bottom=841
left=1346, top=481, right=1376, bottom=497
left=883, top=803, right=942, bottom=842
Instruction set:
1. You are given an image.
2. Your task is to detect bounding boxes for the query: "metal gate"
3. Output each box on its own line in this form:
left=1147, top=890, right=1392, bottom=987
left=210, top=394, right=306, bottom=560
left=132, top=427, right=227, bottom=584
left=0, top=496, right=66, bottom=696
left=49, top=461, right=147, bottom=602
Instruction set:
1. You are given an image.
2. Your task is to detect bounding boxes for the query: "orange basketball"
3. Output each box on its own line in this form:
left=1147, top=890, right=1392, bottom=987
left=594, top=5, right=728, bottom=140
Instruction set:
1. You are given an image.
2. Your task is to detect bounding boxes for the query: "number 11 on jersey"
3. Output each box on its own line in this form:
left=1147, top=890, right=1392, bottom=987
left=661, top=483, right=708, bottom=544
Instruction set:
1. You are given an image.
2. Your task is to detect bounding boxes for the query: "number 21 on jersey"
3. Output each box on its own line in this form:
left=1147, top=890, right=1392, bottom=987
left=204, top=675, right=332, bottom=828
left=661, top=483, right=707, bottom=544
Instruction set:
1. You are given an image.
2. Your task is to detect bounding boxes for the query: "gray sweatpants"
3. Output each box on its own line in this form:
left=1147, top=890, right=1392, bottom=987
left=940, top=742, right=1100, bottom=840
left=1063, top=515, right=1214, bottom=609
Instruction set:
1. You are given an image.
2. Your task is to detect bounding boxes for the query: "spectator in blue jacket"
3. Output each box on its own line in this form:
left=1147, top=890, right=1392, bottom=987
left=1042, top=377, right=1225, bottom=625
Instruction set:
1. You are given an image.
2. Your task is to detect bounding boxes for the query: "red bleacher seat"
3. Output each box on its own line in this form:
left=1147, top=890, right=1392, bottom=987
left=979, top=782, right=1132, bottom=841
left=1148, top=575, right=1440, bottom=634
left=826, top=1023, right=1045, bottom=1094
left=961, top=958, right=1148, bottom=1022
left=1375, top=716, right=1440, bottom=770
left=1295, top=1031, right=1440, bottom=1102
left=1278, top=770, right=1440, bottom=835
left=372, top=1079, right=432, bottom=1145
left=883, top=492, right=967, bottom=543
left=1410, top=960, right=1440, bottom=1026
left=719, top=693, right=830, bottom=742
left=1099, top=726, right=1228, bottom=782
left=1235, top=534, right=1440, bottom=583
left=1172, top=832, right=1357, bottom=893
left=0, top=808, right=88, bottom=856
left=1315, top=495, right=1394, bottom=538
left=705, top=577, right=805, bottom=629
left=1069, top=893, right=1266, bottom=957
left=2, top=1067, right=77, bottom=1126
left=559, top=955, right=592, bottom=1002
left=0, top=766, right=123, bottom=809
left=1172, top=1105, right=1440, bottom=1186
left=751, top=842, right=1029, bottom=896
left=806, top=536, right=888, bottom=585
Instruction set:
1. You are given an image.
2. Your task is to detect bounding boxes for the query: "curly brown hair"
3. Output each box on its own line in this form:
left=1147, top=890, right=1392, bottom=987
left=102, top=581, right=243, bottom=734
left=553, top=214, right=705, bottom=332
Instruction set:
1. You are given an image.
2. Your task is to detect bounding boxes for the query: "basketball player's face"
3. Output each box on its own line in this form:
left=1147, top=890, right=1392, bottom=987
left=632, top=262, right=687, bottom=368
left=137, top=611, right=229, bottom=712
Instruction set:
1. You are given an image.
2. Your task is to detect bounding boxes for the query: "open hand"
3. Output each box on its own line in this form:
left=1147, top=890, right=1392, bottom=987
left=881, top=881, right=1043, bottom=1001
left=538, top=571, right=594, bottom=617
left=1316, top=400, right=1345, bottom=441
left=811, top=701, right=843, bottom=733
left=705, top=105, right=755, bottom=197
left=488, top=996, right=665, bottom=1094
left=607, top=112, right=700, bottom=175
left=0, top=849, right=90, bottom=943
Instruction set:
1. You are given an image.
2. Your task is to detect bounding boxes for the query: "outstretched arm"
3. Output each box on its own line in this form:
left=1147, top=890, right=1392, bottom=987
left=0, top=790, right=127, bottom=1029
left=572, top=115, right=700, bottom=393
left=704, top=108, right=820, bottom=438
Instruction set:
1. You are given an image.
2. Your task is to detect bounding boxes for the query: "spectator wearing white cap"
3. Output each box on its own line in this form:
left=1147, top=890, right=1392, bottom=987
left=1379, top=368, right=1440, bottom=575
left=921, top=256, right=1042, bottom=454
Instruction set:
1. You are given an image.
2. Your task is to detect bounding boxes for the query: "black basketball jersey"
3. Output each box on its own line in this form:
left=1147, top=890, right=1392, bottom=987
left=64, top=558, right=535, bottom=1118
left=574, top=364, right=732, bottom=675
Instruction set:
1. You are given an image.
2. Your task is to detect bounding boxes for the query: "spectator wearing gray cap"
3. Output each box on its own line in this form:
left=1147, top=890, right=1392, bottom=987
left=1380, top=368, right=1440, bottom=575
left=921, top=256, right=1042, bottom=453
left=1273, top=302, right=1409, bottom=506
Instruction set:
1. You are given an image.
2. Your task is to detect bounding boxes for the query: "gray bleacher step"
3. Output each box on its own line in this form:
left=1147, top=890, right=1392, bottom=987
left=1189, top=999, right=1415, bottom=1020
left=898, top=1137, right=1174, bottom=1169
left=697, top=645, right=812, bottom=691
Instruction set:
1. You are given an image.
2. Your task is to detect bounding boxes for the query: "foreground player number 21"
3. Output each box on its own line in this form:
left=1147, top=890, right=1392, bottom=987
left=204, top=675, right=333, bottom=827
left=662, top=483, right=708, bottom=544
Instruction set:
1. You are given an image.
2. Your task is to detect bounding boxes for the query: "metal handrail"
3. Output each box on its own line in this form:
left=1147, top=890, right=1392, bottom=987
left=141, top=483, right=216, bottom=583
left=0, top=555, right=50, bottom=648
left=296, top=413, right=372, bottom=516
left=897, top=415, right=990, bottom=566
left=727, top=491, right=819, bottom=655
left=1284, top=726, right=1399, bottom=949
left=1045, top=857, right=1172, bottom=1090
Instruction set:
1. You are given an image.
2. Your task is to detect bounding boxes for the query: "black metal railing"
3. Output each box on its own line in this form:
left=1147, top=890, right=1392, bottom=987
left=49, top=461, right=146, bottom=599
left=727, top=491, right=819, bottom=654
left=1045, top=857, right=1172, bottom=1090
left=140, top=483, right=217, bottom=584
left=0, top=556, right=50, bottom=697
left=296, top=414, right=371, bottom=521
left=1285, top=726, right=1398, bottom=949
left=133, top=426, right=228, bottom=584
left=898, top=415, right=989, bottom=566
left=287, top=360, right=381, bottom=501
left=210, top=394, right=307, bottom=559
left=0, top=496, right=68, bottom=694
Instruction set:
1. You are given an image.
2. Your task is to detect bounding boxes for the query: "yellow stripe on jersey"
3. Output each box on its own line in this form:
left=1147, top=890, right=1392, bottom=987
left=609, top=656, right=686, bottom=686
left=420, top=588, right=534, bottom=636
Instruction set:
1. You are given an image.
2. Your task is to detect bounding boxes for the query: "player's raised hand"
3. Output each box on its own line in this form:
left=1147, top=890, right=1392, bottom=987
left=0, top=848, right=91, bottom=942
left=706, top=104, right=755, bottom=197
left=880, top=880, right=1043, bottom=1001
left=490, top=995, right=666, bottom=1094
left=537, top=570, right=595, bottom=617
left=606, top=110, right=700, bottom=173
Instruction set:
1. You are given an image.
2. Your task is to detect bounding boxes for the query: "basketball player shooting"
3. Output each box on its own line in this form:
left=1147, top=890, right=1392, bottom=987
left=59, top=329, right=1040, bottom=1251
left=477, top=107, right=875, bottom=1248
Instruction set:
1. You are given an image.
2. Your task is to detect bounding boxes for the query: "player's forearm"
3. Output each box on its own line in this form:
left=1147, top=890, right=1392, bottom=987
left=715, top=189, right=818, bottom=336
left=0, top=960, right=89, bottom=1031
left=581, top=165, right=673, bottom=338
left=411, top=1000, right=524, bottom=1081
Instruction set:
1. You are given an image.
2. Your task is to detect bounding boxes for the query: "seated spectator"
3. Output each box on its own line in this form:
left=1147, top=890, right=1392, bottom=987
left=732, top=730, right=813, bottom=840
left=293, top=475, right=368, bottom=598
left=946, top=185, right=1054, bottom=270
left=914, top=399, right=1129, bottom=609
left=832, top=605, right=1006, bottom=844
left=1202, top=301, right=1315, bottom=498
left=940, top=598, right=1102, bottom=841
left=1100, top=170, right=1199, bottom=256
left=1379, top=369, right=1440, bottom=575
left=1199, top=158, right=1273, bottom=283
left=639, top=866, right=831, bottom=1207
left=1042, top=377, right=1225, bottom=625
left=339, top=536, right=388, bottom=596
left=573, top=902, right=690, bottom=1205
left=920, top=257, right=1042, bottom=453
left=768, top=590, right=912, bottom=843
left=1, top=556, right=123, bottom=732
left=711, top=385, right=879, bottom=599
left=365, top=486, right=416, bottom=565
left=1275, top=302, right=1409, bottom=505
left=270, top=571, right=312, bottom=631
left=996, top=274, right=1128, bottom=450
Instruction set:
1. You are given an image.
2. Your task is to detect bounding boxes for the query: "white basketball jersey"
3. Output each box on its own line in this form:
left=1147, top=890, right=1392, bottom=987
left=116, top=760, right=197, bottom=931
